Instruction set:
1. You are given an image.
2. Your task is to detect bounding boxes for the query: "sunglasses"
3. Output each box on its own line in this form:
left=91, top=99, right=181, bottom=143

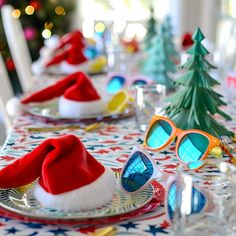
left=120, top=146, right=214, bottom=221
left=143, top=116, right=234, bottom=170
left=106, top=73, right=152, bottom=93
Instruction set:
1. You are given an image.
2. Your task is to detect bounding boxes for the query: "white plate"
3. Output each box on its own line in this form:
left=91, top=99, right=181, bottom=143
left=0, top=177, right=154, bottom=220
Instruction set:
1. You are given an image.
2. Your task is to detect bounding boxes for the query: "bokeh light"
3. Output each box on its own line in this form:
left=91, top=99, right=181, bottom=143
left=42, top=29, right=51, bottom=39
left=95, top=22, right=106, bottom=33
left=55, top=6, right=65, bottom=15
left=11, top=9, right=21, bottom=18
left=25, top=5, right=35, bottom=15
left=44, top=22, right=54, bottom=30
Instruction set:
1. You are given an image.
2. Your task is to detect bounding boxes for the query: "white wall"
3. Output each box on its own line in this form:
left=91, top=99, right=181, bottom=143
left=74, top=0, right=221, bottom=45
left=173, top=0, right=221, bottom=43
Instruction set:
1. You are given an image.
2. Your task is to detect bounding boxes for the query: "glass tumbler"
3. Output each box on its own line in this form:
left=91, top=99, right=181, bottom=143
left=171, top=161, right=236, bottom=236
left=135, top=84, right=166, bottom=131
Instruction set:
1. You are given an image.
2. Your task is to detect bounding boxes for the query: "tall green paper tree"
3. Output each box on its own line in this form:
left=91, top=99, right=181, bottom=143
left=143, top=7, right=157, bottom=51
left=165, top=27, right=233, bottom=137
left=163, top=16, right=179, bottom=63
left=142, top=24, right=176, bottom=89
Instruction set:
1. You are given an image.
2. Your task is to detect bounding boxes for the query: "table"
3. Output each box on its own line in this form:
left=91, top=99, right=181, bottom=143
left=0, top=89, right=236, bottom=235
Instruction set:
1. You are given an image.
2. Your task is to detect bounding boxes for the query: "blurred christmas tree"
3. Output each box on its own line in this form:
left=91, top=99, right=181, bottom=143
left=142, top=24, right=176, bottom=89
left=143, top=7, right=157, bottom=51
left=0, top=0, right=75, bottom=94
left=163, top=15, right=179, bottom=63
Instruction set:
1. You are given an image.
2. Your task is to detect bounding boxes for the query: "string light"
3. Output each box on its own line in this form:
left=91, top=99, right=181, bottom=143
left=25, top=5, right=35, bottom=15
left=44, top=22, right=53, bottom=30
left=55, top=6, right=65, bottom=15
left=42, top=29, right=51, bottom=39
left=12, top=9, right=21, bottom=18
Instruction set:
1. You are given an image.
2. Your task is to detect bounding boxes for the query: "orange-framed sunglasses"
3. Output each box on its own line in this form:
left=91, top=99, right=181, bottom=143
left=143, top=115, right=235, bottom=169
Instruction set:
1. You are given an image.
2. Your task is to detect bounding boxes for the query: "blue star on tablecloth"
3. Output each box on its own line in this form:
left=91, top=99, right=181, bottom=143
left=137, top=138, right=143, bottom=144
left=119, top=222, right=139, bottom=231
left=160, top=150, right=173, bottom=155
left=5, top=227, right=20, bottom=234
left=6, top=143, right=15, bottom=146
left=144, top=225, right=169, bottom=235
left=0, top=216, right=11, bottom=222
left=22, top=222, right=44, bottom=228
left=48, top=228, right=69, bottom=235
left=27, top=231, right=38, bottom=236
left=29, top=135, right=45, bottom=140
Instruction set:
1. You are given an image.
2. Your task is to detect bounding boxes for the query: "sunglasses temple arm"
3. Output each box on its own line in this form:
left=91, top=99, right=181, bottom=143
left=219, top=144, right=236, bottom=164
left=153, top=169, right=169, bottom=188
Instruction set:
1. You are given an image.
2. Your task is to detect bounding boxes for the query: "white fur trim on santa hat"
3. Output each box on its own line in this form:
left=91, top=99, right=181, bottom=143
left=59, top=61, right=90, bottom=74
left=34, top=167, right=116, bottom=212
left=58, top=96, right=106, bottom=118
left=31, top=60, right=46, bottom=76
left=6, top=97, right=25, bottom=116
left=44, top=35, right=60, bottom=50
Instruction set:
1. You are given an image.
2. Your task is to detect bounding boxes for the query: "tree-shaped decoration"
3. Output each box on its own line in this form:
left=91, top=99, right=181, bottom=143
left=142, top=24, right=176, bottom=89
left=163, top=16, right=179, bottom=63
left=165, top=27, right=233, bottom=137
left=143, top=7, right=157, bottom=51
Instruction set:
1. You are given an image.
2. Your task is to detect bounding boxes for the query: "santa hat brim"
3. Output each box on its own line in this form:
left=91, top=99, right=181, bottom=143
left=59, top=61, right=90, bottom=74
left=59, top=96, right=106, bottom=118
left=34, top=167, right=116, bottom=212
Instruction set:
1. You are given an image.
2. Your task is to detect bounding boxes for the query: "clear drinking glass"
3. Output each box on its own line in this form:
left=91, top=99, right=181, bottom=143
left=172, top=161, right=236, bottom=236
left=135, top=84, right=166, bottom=131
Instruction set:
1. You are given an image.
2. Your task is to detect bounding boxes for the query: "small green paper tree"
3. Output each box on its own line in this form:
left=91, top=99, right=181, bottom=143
left=143, top=7, right=157, bottom=51
left=163, top=16, right=179, bottom=63
left=165, top=27, right=233, bottom=137
left=142, top=24, right=176, bottom=88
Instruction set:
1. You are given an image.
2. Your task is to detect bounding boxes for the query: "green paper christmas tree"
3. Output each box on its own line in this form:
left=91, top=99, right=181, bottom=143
left=142, top=24, right=176, bottom=89
left=165, top=27, right=233, bottom=137
left=163, top=16, right=179, bottom=63
left=143, top=7, right=157, bottom=51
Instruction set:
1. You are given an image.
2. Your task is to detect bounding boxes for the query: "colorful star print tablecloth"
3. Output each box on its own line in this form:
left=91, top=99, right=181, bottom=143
left=0, top=91, right=236, bottom=235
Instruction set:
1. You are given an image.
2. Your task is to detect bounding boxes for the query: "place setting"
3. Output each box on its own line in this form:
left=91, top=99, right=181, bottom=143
left=0, top=134, right=165, bottom=228
left=7, top=71, right=135, bottom=124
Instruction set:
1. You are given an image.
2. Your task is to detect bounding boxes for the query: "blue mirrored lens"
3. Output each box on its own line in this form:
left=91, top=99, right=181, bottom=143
left=132, top=79, right=147, bottom=86
left=167, top=182, right=176, bottom=221
left=121, top=151, right=154, bottom=193
left=167, top=181, right=207, bottom=221
left=178, top=133, right=209, bottom=164
left=107, top=76, right=125, bottom=93
left=146, top=120, right=172, bottom=149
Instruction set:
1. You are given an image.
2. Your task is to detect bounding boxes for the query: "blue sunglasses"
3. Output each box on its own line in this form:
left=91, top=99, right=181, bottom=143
left=106, top=73, right=151, bottom=93
left=120, top=147, right=213, bottom=221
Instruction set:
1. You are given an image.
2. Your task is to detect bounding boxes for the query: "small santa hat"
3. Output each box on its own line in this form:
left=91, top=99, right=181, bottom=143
left=0, top=134, right=116, bottom=211
left=46, top=45, right=87, bottom=67
left=21, top=72, right=105, bottom=117
left=56, top=30, right=85, bottom=50
left=182, top=32, right=194, bottom=49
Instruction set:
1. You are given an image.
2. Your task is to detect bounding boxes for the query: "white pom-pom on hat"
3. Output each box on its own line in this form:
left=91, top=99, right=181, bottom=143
left=6, top=97, right=25, bottom=116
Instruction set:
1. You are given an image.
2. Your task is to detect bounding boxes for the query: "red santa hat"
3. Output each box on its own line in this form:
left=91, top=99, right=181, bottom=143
left=0, top=134, right=116, bottom=211
left=182, top=32, right=194, bottom=50
left=21, top=72, right=105, bottom=118
left=46, top=45, right=87, bottom=67
left=45, top=45, right=89, bottom=74
left=56, top=30, right=85, bottom=50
